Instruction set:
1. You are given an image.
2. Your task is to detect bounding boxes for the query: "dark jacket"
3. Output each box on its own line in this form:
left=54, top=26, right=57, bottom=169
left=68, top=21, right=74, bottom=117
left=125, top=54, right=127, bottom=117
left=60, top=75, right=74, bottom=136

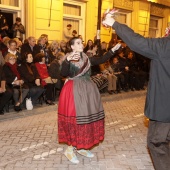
left=126, top=58, right=138, bottom=72
left=21, top=43, right=40, bottom=59
left=0, top=65, right=5, bottom=83
left=48, top=59, right=62, bottom=79
left=113, top=21, right=170, bottom=122
left=18, top=63, right=40, bottom=88
left=2, top=64, right=17, bottom=87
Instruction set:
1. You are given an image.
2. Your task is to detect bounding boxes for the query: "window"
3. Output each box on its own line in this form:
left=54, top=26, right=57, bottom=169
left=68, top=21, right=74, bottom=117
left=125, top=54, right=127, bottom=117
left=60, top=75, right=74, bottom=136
left=113, top=10, right=131, bottom=34
left=149, top=16, right=162, bottom=38
left=63, top=3, right=81, bottom=16
left=63, top=0, right=86, bottom=41
left=116, top=13, right=127, bottom=24
left=0, top=0, right=19, bottom=7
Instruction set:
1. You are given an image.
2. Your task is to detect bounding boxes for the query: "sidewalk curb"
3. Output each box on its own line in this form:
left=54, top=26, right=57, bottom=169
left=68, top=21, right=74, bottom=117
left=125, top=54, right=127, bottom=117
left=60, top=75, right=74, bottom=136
left=0, top=90, right=147, bottom=122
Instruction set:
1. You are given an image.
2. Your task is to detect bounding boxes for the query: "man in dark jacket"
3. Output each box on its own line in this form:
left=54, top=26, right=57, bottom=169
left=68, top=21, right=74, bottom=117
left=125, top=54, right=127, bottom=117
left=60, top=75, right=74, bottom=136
left=21, top=36, right=40, bottom=59
left=103, top=13, right=170, bottom=170
left=0, top=65, right=13, bottom=114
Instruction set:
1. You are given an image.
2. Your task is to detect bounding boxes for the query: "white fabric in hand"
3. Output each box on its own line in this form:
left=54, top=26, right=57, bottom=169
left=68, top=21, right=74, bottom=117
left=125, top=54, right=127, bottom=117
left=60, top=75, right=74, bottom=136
left=102, top=15, right=115, bottom=27
left=111, top=43, right=121, bottom=53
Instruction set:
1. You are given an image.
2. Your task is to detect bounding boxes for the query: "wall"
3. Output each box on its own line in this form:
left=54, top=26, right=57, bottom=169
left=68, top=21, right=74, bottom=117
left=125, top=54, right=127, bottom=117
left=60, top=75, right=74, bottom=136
left=85, top=0, right=114, bottom=43
left=25, top=0, right=170, bottom=42
left=132, top=1, right=150, bottom=37
left=26, top=0, right=63, bottom=41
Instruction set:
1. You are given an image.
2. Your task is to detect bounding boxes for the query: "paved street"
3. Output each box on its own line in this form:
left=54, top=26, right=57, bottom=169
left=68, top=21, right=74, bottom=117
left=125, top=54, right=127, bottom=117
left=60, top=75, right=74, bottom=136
left=0, top=91, right=155, bottom=170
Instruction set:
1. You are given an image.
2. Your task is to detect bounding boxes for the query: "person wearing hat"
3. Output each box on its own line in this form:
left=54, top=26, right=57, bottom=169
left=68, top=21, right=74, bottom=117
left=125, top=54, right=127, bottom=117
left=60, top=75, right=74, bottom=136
left=11, top=17, right=25, bottom=42
left=63, top=24, right=73, bottom=42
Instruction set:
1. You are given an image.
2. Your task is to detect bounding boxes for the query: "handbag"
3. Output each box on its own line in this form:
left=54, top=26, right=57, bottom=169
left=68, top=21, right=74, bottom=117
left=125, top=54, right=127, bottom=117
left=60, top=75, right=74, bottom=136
left=44, top=77, right=53, bottom=84
left=26, top=98, right=33, bottom=110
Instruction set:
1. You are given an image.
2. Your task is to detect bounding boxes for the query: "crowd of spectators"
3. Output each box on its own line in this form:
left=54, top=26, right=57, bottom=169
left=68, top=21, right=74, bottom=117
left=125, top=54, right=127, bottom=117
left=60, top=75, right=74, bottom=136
left=0, top=22, right=150, bottom=115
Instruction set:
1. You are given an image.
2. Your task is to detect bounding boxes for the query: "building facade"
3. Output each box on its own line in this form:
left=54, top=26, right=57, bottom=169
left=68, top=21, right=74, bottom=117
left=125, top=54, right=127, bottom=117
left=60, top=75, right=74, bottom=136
left=0, top=0, right=170, bottom=43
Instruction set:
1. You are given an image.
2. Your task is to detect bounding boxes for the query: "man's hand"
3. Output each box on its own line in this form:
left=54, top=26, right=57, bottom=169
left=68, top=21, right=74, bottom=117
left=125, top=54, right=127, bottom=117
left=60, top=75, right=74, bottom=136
left=0, top=87, right=6, bottom=93
left=0, top=87, right=3, bottom=93
left=102, top=9, right=117, bottom=27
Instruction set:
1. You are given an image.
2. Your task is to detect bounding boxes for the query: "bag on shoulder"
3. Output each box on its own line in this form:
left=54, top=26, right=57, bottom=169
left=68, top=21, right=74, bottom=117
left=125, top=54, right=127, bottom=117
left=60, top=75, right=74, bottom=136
left=26, top=98, right=33, bottom=110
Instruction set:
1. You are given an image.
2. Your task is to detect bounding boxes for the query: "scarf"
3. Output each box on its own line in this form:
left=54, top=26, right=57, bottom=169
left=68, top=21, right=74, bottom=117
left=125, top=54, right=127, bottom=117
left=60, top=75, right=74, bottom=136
left=26, top=63, right=33, bottom=75
left=67, top=52, right=91, bottom=79
left=5, top=62, right=20, bottom=79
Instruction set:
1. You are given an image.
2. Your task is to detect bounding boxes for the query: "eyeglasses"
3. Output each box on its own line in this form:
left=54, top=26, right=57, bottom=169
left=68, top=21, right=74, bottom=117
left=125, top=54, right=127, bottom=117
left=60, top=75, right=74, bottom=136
left=9, top=58, right=16, bottom=60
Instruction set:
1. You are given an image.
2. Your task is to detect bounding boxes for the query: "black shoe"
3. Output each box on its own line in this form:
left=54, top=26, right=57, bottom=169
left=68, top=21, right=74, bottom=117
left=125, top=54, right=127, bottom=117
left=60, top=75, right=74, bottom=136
left=45, top=100, right=55, bottom=105
left=14, top=105, right=22, bottom=112
left=123, top=88, right=128, bottom=92
left=107, top=90, right=113, bottom=95
left=112, top=90, right=118, bottom=94
left=0, top=110, right=4, bottom=115
left=117, top=90, right=121, bottom=93
left=130, top=88, right=135, bottom=91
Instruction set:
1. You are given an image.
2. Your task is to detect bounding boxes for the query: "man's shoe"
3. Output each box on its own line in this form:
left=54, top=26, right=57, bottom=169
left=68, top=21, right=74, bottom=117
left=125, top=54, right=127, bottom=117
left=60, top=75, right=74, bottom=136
left=108, top=90, right=113, bottom=95
left=0, top=110, right=4, bottom=115
left=112, top=90, right=118, bottom=94
left=131, top=88, right=135, bottom=91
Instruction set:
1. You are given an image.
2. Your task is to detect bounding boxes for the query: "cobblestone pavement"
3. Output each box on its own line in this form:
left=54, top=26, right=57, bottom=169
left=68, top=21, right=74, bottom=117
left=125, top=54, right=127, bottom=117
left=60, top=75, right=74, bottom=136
left=0, top=91, right=155, bottom=170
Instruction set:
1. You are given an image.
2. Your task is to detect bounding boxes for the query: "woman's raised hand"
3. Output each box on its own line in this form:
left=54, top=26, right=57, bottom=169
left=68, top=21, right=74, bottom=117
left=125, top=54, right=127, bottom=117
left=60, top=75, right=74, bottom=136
left=111, top=43, right=121, bottom=53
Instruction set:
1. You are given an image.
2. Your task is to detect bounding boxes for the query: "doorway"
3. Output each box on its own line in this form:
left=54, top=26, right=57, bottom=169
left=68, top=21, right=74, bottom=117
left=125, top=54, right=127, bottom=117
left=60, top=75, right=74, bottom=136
left=0, top=11, right=13, bottom=38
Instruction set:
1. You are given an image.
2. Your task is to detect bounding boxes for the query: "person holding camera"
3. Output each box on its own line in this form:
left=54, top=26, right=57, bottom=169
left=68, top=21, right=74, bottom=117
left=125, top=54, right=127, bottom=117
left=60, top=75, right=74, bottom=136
left=11, top=17, right=25, bottom=42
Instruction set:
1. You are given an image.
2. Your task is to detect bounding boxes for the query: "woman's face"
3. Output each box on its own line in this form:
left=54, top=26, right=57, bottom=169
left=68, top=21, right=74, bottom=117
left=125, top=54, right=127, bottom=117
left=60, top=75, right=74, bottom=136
left=8, top=57, right=16, bottom=65
left=39, top=37, right=46, bottom=45
left=71, top=39, right=83, bottom=52
left=42, top=57, right=45, bottom=63
left=52, top=42, right=59, bottom=49
left=26, top=54, right=33, bottom=63
left=88, top=40, right=93, bottom=46
left=113, top=58, right=118, bottom=64
left=9, top=42, right=17, bottom=51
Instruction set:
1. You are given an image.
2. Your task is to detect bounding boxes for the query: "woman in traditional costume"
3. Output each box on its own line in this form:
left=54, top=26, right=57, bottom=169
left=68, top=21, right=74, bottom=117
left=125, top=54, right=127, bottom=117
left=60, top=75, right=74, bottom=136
left=58, top=37, right=121, bottom=164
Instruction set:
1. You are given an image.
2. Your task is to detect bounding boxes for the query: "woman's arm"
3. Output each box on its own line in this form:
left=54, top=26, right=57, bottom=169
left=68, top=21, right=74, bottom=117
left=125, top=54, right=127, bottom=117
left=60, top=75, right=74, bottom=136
left=60, top=59, right=70, bottom=77
left=90, top=43, right=121, bottom=65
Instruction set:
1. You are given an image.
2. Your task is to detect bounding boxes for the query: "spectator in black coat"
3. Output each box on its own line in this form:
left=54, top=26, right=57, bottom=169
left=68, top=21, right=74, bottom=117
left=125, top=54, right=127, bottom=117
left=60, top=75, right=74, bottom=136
left=48, top=52, right=65, bottom=91
left=21, top=36, right=40, bottom=59
left=0, top=65, right=13, bottom=115
left=18, top=53, right=44, bottom=105
left=3, top=53, right=28, bottom=111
